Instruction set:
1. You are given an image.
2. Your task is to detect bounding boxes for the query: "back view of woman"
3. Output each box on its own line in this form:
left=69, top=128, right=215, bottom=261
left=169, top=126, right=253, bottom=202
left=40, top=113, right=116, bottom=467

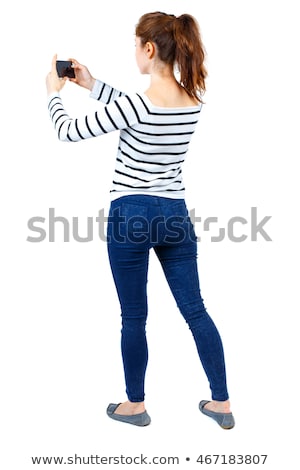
left=46, top=11, right=235, bottom=429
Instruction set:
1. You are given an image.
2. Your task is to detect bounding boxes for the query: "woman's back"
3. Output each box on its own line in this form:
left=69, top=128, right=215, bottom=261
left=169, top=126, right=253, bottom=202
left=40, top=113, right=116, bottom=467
left=110, top=87, right=201, bottom=199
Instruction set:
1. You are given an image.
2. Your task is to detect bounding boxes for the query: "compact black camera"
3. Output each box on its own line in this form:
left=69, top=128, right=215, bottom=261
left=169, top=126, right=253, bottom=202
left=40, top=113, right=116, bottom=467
left=56, top=60, right=75, bottom=78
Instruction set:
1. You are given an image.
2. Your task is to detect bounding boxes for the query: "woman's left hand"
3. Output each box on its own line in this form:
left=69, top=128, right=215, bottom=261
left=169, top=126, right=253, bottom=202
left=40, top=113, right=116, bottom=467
left=46, top=54, right=67, bottom=95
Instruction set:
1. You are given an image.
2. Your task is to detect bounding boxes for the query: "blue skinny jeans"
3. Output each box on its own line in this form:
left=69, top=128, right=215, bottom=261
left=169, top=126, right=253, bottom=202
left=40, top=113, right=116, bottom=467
left=107, top=195, right=229, bottom=402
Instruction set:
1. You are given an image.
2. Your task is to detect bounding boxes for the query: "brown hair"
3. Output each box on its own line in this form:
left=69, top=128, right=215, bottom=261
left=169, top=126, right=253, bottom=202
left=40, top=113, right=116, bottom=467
left=135, top=12, right=207, bottom=102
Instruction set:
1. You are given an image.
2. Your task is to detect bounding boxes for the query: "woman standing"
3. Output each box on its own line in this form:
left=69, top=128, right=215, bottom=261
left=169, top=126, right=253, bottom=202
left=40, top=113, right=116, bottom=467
left=46, top=11, right=235, bottom=429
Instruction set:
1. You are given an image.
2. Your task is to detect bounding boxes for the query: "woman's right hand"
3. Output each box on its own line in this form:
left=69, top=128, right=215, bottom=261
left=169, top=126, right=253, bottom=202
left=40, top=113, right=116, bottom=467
left=68, top=58, right=96, bottom=91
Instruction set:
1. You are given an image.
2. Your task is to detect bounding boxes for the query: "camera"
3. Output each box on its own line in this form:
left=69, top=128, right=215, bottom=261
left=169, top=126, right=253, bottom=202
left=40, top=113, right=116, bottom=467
left=56, top=60, right=75, bottom=78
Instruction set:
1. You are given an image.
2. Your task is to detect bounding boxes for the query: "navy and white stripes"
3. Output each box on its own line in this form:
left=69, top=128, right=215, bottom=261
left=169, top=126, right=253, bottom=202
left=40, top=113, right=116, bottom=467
left=48, top=80, right=202, bottom=200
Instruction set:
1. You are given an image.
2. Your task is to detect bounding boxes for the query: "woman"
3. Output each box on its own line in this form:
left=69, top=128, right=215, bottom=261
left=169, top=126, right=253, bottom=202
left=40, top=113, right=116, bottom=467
left=46, top=11, right=235, bottom=429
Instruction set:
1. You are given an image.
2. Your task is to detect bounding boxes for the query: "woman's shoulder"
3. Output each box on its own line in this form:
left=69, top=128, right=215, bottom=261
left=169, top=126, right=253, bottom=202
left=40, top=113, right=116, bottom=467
left=141, top=85, right=201, bottom=110
left=139, top=92, right=201, bottom=112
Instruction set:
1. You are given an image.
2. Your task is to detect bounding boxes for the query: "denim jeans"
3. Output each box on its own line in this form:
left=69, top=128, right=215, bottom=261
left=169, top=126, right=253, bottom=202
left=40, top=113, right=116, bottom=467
left=107, top=195, right=229, bottom=402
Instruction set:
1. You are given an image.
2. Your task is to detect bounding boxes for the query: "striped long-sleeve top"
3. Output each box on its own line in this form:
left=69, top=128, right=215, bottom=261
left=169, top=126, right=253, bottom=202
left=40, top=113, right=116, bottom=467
left=48, top=79, right=202, bottom=200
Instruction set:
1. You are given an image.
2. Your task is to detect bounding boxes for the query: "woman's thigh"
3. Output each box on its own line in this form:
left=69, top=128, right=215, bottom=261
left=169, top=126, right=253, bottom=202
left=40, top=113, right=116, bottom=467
left=153, top=201, right=205, bottom=319
left=107, top=197, right=151, bottom=318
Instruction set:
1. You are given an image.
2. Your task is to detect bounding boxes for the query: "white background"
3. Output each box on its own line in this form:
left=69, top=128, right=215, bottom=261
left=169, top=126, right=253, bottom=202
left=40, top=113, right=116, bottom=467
left=1, top=0, right=299, bottom=468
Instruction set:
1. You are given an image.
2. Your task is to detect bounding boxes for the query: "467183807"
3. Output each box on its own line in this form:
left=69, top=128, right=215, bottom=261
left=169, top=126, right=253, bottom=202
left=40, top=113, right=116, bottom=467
left=196, top=454, right=268, bottom=465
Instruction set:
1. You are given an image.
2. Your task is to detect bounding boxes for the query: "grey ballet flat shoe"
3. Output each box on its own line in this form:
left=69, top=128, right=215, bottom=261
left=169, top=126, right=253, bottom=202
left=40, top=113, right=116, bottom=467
left=106, top=403, right=151, bottom=426
left=199, top=400, right=235, bottom=429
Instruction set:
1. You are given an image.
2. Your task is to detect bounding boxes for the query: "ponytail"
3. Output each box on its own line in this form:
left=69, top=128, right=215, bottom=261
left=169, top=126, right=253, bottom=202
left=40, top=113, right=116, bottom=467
left=173, top=14, right=207, bottom=102
left=135, top=12, right=207, bottom=103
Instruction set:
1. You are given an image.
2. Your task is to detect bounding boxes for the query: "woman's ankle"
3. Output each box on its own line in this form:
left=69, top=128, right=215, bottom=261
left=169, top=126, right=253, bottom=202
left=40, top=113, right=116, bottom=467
left=128, top=400, right=146, bottom=411
left=115, top=400, right=146, bottom=415
left=207, top=400, right=231, bottom=413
